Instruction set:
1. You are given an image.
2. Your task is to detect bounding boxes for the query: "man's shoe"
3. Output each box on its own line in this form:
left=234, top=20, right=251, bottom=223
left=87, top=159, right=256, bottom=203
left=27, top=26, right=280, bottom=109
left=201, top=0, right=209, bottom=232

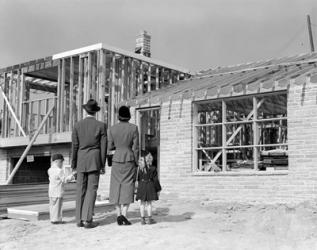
left=77, top=221, right=84, bottom=227
left=84, top=221, right=99, bottom=229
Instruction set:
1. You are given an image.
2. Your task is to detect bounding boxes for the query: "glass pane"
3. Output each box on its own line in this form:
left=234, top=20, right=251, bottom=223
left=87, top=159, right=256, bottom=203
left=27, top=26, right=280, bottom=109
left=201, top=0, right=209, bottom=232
left=196, top=101, right=222, bottom=124
left=226, top=147, right=254, bottom=171
left=258, top=145, right=288, bottom=171
left=196, top=149, right=223, bottom=172
left=226, top=97, right=253, bottom=122
left=257, top=120, right=287, bottom=145
left=257, top=93, right=287, bottom=119
left=226, top=123, right=253, bottom=146
left=197, top=125, right=222, bottom=147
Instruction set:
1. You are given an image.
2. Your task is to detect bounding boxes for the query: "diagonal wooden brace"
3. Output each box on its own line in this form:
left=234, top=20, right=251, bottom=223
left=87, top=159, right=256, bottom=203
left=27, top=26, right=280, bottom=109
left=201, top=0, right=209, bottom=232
left=6, top=105, right=55, bottom=184
left=0, top=86, right=26, bottom=137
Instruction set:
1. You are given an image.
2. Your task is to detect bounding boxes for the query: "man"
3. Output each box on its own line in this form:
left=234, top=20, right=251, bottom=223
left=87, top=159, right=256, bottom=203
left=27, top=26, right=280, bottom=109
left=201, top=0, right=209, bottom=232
left=71, top=99, right=107, bottom=229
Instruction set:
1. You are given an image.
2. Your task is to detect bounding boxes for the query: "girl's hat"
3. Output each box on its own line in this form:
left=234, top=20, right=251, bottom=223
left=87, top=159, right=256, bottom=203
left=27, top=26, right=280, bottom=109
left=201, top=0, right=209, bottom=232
left=52, top=154, right=64, bottom=162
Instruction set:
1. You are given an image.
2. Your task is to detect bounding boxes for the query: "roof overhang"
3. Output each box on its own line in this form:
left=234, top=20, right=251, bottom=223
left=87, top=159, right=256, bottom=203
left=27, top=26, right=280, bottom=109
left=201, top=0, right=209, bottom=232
left=52, top=43, right=191, bottom=74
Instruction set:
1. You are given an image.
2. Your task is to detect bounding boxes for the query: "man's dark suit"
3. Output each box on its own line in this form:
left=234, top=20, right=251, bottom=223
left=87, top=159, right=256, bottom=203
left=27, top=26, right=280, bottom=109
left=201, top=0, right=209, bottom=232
left=71, top=116, right=107, bottom=223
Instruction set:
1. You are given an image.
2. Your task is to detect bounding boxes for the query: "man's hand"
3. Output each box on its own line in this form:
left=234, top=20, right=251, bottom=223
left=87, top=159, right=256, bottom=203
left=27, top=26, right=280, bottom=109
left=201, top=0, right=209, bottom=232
left=100, top=168, right=106, bottom=175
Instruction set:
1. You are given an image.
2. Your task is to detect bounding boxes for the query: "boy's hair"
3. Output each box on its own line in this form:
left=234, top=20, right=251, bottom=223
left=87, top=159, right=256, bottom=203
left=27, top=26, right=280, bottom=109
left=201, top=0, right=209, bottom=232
left=51, top=154, right=64, bottom=162
left=141, top=150, right=150, bottom=158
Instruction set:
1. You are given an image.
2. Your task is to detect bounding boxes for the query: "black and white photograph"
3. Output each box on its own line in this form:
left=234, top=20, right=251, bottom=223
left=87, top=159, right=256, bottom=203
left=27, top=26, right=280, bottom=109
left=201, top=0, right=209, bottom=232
left=0, top=0, right=317, bottom=249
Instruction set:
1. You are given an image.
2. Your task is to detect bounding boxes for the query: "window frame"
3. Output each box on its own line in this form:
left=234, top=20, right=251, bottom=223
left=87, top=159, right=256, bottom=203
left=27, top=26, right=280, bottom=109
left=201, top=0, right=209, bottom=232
left=192, top=91, right=288, bottom=173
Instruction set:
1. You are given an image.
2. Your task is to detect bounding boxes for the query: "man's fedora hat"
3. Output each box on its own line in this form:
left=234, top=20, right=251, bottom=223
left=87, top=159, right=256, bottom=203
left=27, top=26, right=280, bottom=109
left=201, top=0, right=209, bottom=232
left=82, top=99, right=101, bottom=113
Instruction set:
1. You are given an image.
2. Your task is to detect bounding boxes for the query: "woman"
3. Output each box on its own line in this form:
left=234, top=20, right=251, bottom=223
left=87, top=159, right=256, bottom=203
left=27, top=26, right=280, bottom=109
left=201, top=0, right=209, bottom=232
left=108, top=106, right=139, bottom=225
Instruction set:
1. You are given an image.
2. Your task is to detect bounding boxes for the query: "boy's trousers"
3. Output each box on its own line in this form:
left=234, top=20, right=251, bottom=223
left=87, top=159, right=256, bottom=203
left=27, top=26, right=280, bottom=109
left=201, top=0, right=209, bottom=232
left=49, top=197, right=63, bottom=222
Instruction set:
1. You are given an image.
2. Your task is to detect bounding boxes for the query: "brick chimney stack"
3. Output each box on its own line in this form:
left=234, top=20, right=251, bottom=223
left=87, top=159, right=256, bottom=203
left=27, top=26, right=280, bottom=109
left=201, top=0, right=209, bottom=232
left=135, top=30, right=151, bottom=57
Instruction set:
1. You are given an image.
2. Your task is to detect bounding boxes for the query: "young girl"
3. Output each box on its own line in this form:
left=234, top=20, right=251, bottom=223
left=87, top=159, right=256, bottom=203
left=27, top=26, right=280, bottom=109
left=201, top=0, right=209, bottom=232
left=136, top=151, right=161, bottom=225
left=48, top=154, right=74, bottom=224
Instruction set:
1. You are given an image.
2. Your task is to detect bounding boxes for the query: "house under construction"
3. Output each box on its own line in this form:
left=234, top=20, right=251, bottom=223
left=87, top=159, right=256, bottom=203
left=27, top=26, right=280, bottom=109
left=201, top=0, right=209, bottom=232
left=0, top=31, right=190, bottom=185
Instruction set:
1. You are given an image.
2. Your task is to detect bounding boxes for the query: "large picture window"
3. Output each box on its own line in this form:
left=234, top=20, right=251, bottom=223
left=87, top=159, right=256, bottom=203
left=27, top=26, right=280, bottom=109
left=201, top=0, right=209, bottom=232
left=193, top=92, right=288, bottom=172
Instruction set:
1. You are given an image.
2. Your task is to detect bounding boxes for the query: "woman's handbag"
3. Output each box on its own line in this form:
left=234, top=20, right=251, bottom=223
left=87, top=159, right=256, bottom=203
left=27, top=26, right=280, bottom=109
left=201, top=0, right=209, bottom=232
left=153, top=177, right=162, bottom=192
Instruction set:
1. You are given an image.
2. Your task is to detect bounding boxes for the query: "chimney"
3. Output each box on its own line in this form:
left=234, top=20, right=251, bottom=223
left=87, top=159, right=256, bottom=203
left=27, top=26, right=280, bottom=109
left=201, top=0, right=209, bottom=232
left=135, top=30, right=151, bottom=57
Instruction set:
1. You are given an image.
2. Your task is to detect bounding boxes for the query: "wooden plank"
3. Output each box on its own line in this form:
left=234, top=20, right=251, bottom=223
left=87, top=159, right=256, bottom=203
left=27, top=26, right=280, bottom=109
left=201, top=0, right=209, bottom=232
left=37, top=100, right=41, bottom=128
left=69, top=57, right=74, bottom=130
left=15, top=70, right=21, bottom=136
left=147, top=64, right=152, bottom=93
left=155, top=66, right=159, bottom=90
left=43, top=99, right=49, bottom=133
left=28, top=101, right=33, bottom=135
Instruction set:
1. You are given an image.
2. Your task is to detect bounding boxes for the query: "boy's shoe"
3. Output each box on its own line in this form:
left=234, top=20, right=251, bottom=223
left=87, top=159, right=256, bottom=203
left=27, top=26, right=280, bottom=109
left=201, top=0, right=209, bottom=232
left=140, top=217, right=146, bottom=225
left=147, top=217, right=156, bottom=225
left=77, top=221, right=84, bottom=227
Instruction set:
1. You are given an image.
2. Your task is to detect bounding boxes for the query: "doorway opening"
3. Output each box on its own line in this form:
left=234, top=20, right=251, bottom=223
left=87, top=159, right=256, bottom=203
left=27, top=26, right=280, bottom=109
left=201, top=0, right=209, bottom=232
left=138, top=108, right=160, bottom=170
left=11, top=156, right=51, bottom=184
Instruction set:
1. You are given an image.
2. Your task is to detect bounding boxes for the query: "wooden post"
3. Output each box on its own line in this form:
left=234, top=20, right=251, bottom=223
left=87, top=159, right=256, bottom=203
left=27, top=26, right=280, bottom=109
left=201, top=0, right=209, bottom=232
left=78, top=57, right=83, bottom=121
left=139, top=62, right=144, bottom=95
left=88, top=52, right=92, bottom=100
left=6, top=106, right=55, bottom=184
left=56, top=60, right=61, bottom=132
left=44, top=98, right=49, bottom=133
left=15, top=70, right=21, bottom=136
left=147, top=64, right=152, bottom=93
left=155, top=66, right=159, bottom=90
left=99, top=49, right=106, bottom=122
left=69, top=57, right=74, bottom=130
left=19, top=69, right=25, bottom=134
left=307, top=15, right=315, bottom=52
left=169, top=70, right=173, bottom=85
left=253, top=97, right=258, bottom=170
left=111, top=54, right=116, bottom=126
left=131, top=60, right=136, bottom=98
left=83, top=57, right=88, bottom=104
left=59, top=58, right=66, bottom=132
left=222, top=100, right=227, bottom=171
left=37, top=100, right=41, bottom=128
left=121, top=57, right=125, bottom=102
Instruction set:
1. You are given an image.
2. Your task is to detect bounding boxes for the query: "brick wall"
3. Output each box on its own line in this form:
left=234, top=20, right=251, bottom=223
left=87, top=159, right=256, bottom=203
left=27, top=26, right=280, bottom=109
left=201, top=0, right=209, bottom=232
left=123, top=74, right=317, bottom=204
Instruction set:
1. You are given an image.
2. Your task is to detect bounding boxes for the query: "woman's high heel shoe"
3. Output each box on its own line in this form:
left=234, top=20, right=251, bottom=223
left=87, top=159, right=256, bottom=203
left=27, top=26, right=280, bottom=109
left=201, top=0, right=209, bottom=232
left=117, top=216, right=123, bottom=225
left=121, top=215, right=132, bottom=225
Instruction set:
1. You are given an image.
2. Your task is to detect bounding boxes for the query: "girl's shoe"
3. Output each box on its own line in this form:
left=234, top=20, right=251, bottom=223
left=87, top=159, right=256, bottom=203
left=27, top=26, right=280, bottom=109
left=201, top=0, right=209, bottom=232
left=140, top=217, right=146, bottom=225
left=117, top=216, right=123, bottom=226
left=147, top=217, right=156, bottom=225
left=121, top=215, right=132, bottom=225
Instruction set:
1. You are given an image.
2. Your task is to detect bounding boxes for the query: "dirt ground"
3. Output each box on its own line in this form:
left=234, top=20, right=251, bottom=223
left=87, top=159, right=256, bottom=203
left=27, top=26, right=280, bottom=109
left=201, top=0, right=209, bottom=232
left=1, top=197, right=317, bottom=250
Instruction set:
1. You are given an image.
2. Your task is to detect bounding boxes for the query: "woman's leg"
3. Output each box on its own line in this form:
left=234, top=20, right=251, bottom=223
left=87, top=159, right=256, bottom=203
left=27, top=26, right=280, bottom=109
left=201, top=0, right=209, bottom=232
left=139, top=201, right=145, bottom=218
left=115, top=204, right=121, bottom=216
left=146, top=201, right=152, bottom=217
left=121, top=204, right=129, bottom=217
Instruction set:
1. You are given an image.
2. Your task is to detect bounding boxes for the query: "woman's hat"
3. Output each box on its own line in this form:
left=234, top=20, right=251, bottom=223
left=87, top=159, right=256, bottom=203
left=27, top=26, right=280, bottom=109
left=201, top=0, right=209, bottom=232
left=51, top=154, right=64, bottom=162
left=118, top=106, right=131, bottom=121
left=82, top=99, right=101, bottom=113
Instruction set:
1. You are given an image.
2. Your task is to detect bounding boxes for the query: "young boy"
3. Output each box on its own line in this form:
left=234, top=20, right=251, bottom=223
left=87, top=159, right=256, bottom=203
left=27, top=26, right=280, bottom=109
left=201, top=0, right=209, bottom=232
left=48, top=154, right=74, bottom=224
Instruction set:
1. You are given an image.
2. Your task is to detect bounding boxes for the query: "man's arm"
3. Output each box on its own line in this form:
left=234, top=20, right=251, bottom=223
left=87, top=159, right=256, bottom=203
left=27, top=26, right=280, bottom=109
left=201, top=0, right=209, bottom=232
left=71, top=125, right=79, bottom=171
left=100, top=123, right=107, bottom=171
left=132, top=126, right=139, bottom=165
left=107, top=128, right=115, bottom=152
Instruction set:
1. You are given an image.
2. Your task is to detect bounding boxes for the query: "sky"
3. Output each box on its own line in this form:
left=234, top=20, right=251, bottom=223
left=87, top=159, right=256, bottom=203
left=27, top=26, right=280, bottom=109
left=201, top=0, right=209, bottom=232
left=0, top=0, right=317, bottom=73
